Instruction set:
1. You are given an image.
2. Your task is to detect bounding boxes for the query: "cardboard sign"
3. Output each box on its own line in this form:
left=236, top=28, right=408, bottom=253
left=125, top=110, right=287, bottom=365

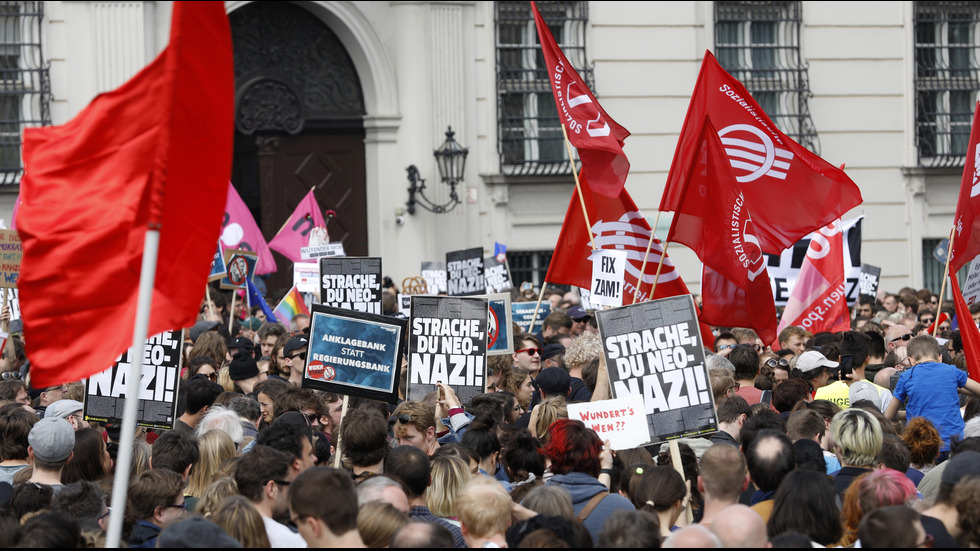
left=302, top=305, right=406, bottom=403
left=0, top=230, right=22, bottom=289
left=766, top=216, right=862, bottom=306
left=446, top=248, right=485, bottom=296
left=858, top=263, right=882, bottom=300
left=219, top=249, right=257, bottom=290
left=590, top=249, right=628, bottom=308
left=83, top=330, right=183, bottom=430
left=421, top=261, right=448, bottom=295
left=965, top=259, right=980, bottom=305
left=301, top=242, right=346, bottom=260
left=478, top=293, right=514, bottom=355
left=596, top=296, right=717, bottom=444
left=408, top=296, right=488, bottom=404
left=567, top=395, right=650, bottom=450
left=319, top=257, right=383, bottom=314
left=484, top=256, right=512, bottom=294
left=208, top=241, right=225, bottom=282
left=512, top=301, right=551, bottom=334
left=293, top=261, right=320, bottom=294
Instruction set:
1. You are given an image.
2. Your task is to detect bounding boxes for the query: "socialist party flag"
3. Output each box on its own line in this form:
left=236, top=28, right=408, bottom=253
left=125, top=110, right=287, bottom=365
left=18, top=1, right=234, bottom=387
left=545, top=173, right=715, bottom=348
left=224, top=182, right=276, bottom=275
left=661, top=50, right=862, bottom=253
left=665, top=117, right=777, bottom=344
left=531, top=1, right=630, bottom=198
left=951, top=273, right=980, bottom=382
left=269, top=188, right=326, bottom=263
left=776, top=220, right=850, bottom=338
left=950, top=102, right=980, bottom=273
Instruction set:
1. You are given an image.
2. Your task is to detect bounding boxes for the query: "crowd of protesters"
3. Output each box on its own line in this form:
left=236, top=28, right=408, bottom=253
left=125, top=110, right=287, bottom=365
left=2, top=281, right=980, bottom=547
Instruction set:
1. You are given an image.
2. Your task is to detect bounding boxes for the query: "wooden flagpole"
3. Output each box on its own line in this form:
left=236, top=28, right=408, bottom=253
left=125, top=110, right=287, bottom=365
left=634, top=210, right=663, bottom=303
left=935, top=228, right=955, bottom=337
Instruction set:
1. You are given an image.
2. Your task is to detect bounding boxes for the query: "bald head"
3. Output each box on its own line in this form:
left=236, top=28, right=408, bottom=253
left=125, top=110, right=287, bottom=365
left=711, top=504, right=768, bottom=547
left=663, top=524, right=722, bottom=548
left=874, top=367, right=897, bottom=389
left=884, top=325, right=912, bottom=351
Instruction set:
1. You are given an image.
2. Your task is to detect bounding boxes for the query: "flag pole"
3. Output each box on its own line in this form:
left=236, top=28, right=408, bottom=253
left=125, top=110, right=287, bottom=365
left=634, top=210, right=664, bottom=303
left=560, top=125, right=597, bottom=251
left=332, top=395, right=349, bottom=468
left=649, top=241, right=671, bottom=300
left=228, top=290, right=236, bottom=334
left=106, top=229, right=161, bottom=548
left=935, top=228, right=955, bottom=337
left=528, top=284, right=548, bottom=334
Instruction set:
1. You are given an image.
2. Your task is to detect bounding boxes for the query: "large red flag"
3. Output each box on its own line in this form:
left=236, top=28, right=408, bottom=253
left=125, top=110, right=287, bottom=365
left=661, top=51, right=862, bottom=253
left=666, top=117, right=777, bottom=344
left=545, top=174, right=715, bottom=348
left=531, top=1, right=630, bottom=197
left=18, top=1, right=234, bottom=387
left=268, top=188, right=326, bottom=263
left=951, top=102, right=980, bottom=273
left=776, top=219, right=850, bottom=338
left=951, top=273, right=980, bottom=382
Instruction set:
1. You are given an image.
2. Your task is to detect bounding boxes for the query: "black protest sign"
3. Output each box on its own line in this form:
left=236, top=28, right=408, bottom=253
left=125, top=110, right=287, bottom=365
left=303, top=304, right=406, bottom=403
left=512, top=301, right=550, bottom=333
left=421, top=261, right=447, bottom=294
left=858, top=264, right=881, bottom=299
left=83, top=330, right=183, bottom=430
left=408, top=296, right=488, bottom=404
left=596, top=296, right=717, bottom=444
left=319, top=257, right=383, bottom=314
left=446, top=248, right=485, bottom=296
left=484, top=256, right=512, bottom=293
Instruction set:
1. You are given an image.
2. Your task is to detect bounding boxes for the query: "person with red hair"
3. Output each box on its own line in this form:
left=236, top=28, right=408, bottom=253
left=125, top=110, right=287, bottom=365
left=838, top=468, right=918, bottom=547
left=541, top=419, right=634, bottom=545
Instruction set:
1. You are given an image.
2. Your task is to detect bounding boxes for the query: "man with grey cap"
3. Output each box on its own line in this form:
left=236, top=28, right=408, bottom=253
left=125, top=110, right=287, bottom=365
left=44, top=399, right=86, bottom=431
left=28, top=416, right=75, bottom=489
left=792, top=350, right=838, bottom=396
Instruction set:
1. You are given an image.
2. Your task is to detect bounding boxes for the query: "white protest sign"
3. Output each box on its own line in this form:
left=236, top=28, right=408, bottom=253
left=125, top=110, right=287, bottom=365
left=963, top=257, right=980, bottom=305
left=293, top=261, right=320, bottom=294
left=301, top=242, right=346, bottom=260
left=590, top=249, right=628, bottom=307
left=567, top=395, right=650, bottom=450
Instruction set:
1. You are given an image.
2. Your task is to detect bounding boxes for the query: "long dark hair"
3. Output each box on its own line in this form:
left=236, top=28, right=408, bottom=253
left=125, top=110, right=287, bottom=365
left=767, top=469, right=842, bottom=545
left=61, top=428, right=108, bottom=484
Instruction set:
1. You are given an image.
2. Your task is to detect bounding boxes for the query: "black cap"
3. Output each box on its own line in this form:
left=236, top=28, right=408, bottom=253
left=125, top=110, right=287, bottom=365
left=535, top=367, right=571, bottom=397
left=283, top=337, right=309, bottom=358
left=541, top=343, right=565, bottom=362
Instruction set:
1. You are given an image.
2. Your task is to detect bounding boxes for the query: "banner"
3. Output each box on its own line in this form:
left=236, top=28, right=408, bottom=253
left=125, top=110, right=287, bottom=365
left=301, top=242, right=345, bottom=260
left=293, top=261, right=319, bottom=294
left=207, top=240, right=225, bottom=282
left=480, top=293, right=514, bottom=356
left=408, top=296, right=488, bottom=404
left=567, top=395, right=650, bottom=450
left=859, top=263, right=882, bottom=301
left=777, top=219, right=850, bottom=336
left=0, top=230, right=22, bottom=289
left=319, top=257, right=382, bottom=314
left=83, top=330, right=183, bottom=430
left=484, top=256, right=512, bottom=294
left=446, top=248, right=485, bottom=296
left=302, top=304, right=405, bottom=403
left=512, top=301, right=551, bottom=334
left=596, top=296, right=717, bottom=444
left=421, top=261, right=447, bottom=295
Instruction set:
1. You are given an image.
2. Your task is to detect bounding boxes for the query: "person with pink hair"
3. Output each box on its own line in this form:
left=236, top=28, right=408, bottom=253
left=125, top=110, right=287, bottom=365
left=838, top=468, right=917, bottom=546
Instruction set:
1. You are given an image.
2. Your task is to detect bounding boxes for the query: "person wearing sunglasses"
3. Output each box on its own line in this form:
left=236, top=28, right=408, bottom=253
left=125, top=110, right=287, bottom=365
left=282, top=337, right=309, bottom=387
left=512, top=333, right=542, bottom=375
left=390, top=401, right=440, bottom=456
left=713, top=332, right=738, bottom=358
left=884, top=324, right=913, bottom=366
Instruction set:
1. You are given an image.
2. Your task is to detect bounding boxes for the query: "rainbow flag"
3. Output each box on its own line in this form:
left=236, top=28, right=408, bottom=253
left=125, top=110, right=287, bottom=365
left=273, top=284, right=309, bottom=326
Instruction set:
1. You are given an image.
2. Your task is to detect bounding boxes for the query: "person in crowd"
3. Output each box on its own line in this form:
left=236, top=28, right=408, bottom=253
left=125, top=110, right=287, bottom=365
left=792, top=350, right=838, bottom=396
left=173, top=375, right=224, bottom=433
left=633, top=465, right=689, bottom=539
left=196, top=404, right=245, bottom=447
left=920, top=450, right=980, bottom=546
left=596, top=509, right=662, bottom=548
left=786, top=408, right=840, bottom=474
left=61, top=427, right=110, bottom=484
left=562, top=333, right=600, bottom=401
left=357, top=500, right=409, bottom=548
left=744, top=429, right=796, bottom=521
left=229, top=349, right=263, bottom=395
left=254, top=378, right=290, bottom=428
left=390, top=400, right=441, bottom=456
left=778, top=326, right=809, bottom=355
left=831, top=408, right=883, bottom=498
left=711, top=503, right=769, bottom=548
left=815, top=331, right=893, bottom=412
left=838, top=468, right=917, bottom=547
left=391, top=521, right=455, bottom=548
left=228, top=395, right=262, bottom=443
left=384, top=445, right=466, bottom=547
left=858, top=505, right=930, bottom=548
left=27, top=416, right=75, bottom=490
left=356, top=475, right=411, bottom=513
left=711, top=396, right=751, bottom=447
left=150, top=430, right=199, bottom=484
left=51, top=480, right=110, bottom=545
left=209, top=494, right=271, bottom=548
left=43, top=399, right=86, bottom=430
left=288, top=467, right=365, bottom=548
left=426, top=455, right=471, bottom=526
left=0, top=401, right=37, bottom=483
left=125, top=469, right=187, bottom=548
left=234, top=444, right=307, bottom=547
left=185, top=429, right=235, bottom=511
left=340, top=406, right=389, bottom=481
left=766, top=469, right=842, bottom=546
left=455, top=475, right=512, bottom=548
left=697, top=443, right=749, bottom=528
left=256, top=411, right=318, bottom=478
left=729, top=344, right=769, bottom=406
left=903, top=416, right=942, bottom=482
left=512, top=333, right=542, bottom=374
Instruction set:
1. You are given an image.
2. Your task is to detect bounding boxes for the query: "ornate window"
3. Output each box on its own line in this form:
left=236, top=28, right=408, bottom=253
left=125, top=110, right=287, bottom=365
left=914, top=1, right=980, bottom=168
left=495, top=1, right=591, bottom=176
left=715, top=1, right=819, bottom=154
left=0, top=1, right=49, bottom=185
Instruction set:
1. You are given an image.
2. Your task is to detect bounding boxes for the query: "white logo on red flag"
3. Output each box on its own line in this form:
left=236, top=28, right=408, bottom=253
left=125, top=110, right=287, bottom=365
left=591, top=211, right=680, bottom=285
left=719, top=124, right=794, bottom=183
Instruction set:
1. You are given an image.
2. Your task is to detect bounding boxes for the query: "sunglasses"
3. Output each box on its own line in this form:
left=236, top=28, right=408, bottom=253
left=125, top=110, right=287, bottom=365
left=0, top=371, right=21, bottom=380
left=288, top=351, right=307, bottom=361
left=890, top=333, right=913, bottom=343
left=765, top=358, right=790, bottom=369
left=920, top=317, right=935, bottom=325
left=716, top=344, right=737, bottom=351
left=515, top=348, right=542, bottom=356
left=388, top=413, right=412, bottom=426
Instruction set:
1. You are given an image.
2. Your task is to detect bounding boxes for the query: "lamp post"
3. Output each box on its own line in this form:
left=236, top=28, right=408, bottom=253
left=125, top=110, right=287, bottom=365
left=406, top=126, right=468, bottom=215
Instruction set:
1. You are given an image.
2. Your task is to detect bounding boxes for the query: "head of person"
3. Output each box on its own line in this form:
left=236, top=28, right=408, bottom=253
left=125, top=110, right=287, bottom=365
left=357, top=500, right=409, bottom=548
left=254, top=378, right=290, bottom=425
left=840, top=468, right=916, bottom=544
left=391, top=521, right=455, bottom=548
left=595, top=509, right=661, bottom=548
left=228, top=350, right=260, bottom=392
left=562, top=333, right=601, bottom=373
left=772, top=378, right=813, bottom=413
left=356, top=475, right=410, bottom=513
left=698, top=443, right=748, bottom=502
left=713, top=332, right=738, bottom=357
left=340, top=406, right=389, bottom=469
left=711, top=504, right=769, bottom=548
left=786, top=408, right=826, bottom=443
left=0, top=401, right=38, bottom=461
left=745, top=429, right=796, bottom=494
left=832, top=408, right=883, bottom=468
left=195, top=404, right=244, bottom=447
left=839, top=331, right=872, bottom=372
left=426, top=455, right=471, bottom=519
left=281, top=337, right=309, bottom=378
left=540, top=311, right=572, bottom=340
left=0, top=379, right=30, bottom=405
left=256, top=322, right=288, bottom=360
left=907, top=333, right=943, bottom=364
left=885, top=324, right=914, bottom=352
left=51, top=479, right=110, bottom=532
left=43, top=399, right=86, bottom=430
left=858, top=505, right=928, bottom=548
left=150, top=430, right=200, bottom=480
left=28, top=417, right=75, bottom=474
left=126, top=469, right=186, bottom=528
left=540, top=418, right=602, bottom=478
left=856, top=297, right=875, bottom=319
left=902, top=416, right=942, bottom=467
left=256, top=412, right=317, bottom=475
left=502, top=369, right=534, bottom=410
left=390, top=401, right=437, bottom=453
left=633, top=465, right=687, bottom=513
left=520, top=484, right=574, bottom=519
left=512, top=333, right=542, bottom=373
left=455, top=475, right=512, bottom=543
left=61, top=427, right=111, bottom=484
left=767, top=469, right=842, bottom=546
left=273, top=387, right=322, bottom=430
left=566, top=306, right=591, bottom=337
left=288, top=467, right=360, bottom=544
left=778, top=326, right=809, bottom=355
left=209, top=495, right=270, bottom=548
left=186, top=429, right=236, bottom=497
left=792, top=350, right=839, bottom=390
left=384, top=445, right=430, bottom=501
left=234, top=444, right=294, bottom=515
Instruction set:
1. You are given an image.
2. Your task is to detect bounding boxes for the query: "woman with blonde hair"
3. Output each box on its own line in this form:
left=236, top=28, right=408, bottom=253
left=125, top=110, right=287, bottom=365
left=530, top=396, right=567, bottom=440
left=186, top=430, right=236, bottom=510
left=195, top=476, right=239, bottom=519
left=426, top=455, right=472, bottom=525
left=211, top=495, right=271, bottom=548
left=358, top=500, right=409, bottom=548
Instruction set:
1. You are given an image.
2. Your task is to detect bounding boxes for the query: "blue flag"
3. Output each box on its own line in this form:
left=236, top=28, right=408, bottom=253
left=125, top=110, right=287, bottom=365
left=246, top=277, right=277, bottom=322
left=494, top=242, right=507, bottom=263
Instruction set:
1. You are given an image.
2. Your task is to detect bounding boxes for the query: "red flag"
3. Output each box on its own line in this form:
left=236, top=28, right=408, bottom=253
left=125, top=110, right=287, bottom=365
left=531, top=1, right=630, bottom=197
left=268, top=188, right=326, bottom=263
left=661, top=51, right=862, bottom=253
left=951, top=273, right=980, bottom=382
left=666, top=117, right=777, bottom=344
left=223, top=182, right=276, bottom=275
left=545, top=174, right=715, bottom=348
left=951, top=102, right=980, bottom=273
left=776, top=219, right=850, bottom=337
left=18, top=1, right=234, bottom=387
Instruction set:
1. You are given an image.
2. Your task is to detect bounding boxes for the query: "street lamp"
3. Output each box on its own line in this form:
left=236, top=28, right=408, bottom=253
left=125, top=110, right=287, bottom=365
left=406, top=126, right=468, bottom=215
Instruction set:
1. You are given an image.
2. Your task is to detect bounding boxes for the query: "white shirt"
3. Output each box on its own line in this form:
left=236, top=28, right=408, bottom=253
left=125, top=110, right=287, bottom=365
left=262, top=516, right=308, bottom=548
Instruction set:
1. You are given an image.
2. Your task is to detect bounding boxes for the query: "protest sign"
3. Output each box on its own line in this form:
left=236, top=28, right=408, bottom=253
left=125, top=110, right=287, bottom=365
left=408, top=296, right=488, bottom=404
left=567, top=395, right=650, bottom=450
left=484, top=256, right=512, bottom=294
left=512, top=301, right=550, bottom=334
left=964, top=258, right=980, bottom=305
left=858, top=263, right=882, bottom=300
left=399, top=294, right=412, bottom=316
left=208, top=241, right=225, bottom=282
left=83, top=330, right=183, bottom=430
left=446, top=248, right=485, bottom=296
left=4, top=288, right=18, bottom=321
left=219, top=248, right=256, bottom=290
left=578, top=286, right=596, bottom=310
left=0, top=229, right=22, bottom=288
left=301, top=242, right=345, bottom=260
left=596, top=295, right=717, bottom=443
left=303, top=304, right=406, bottom=403
left=478, top=293, right=513, bottom=355
left=319, top=257, right=382, bottom=314
left=293, top=261, right=320, bottom=294
left=421, top=261, right=447, bottom=294
left=590, top=249, right=628, bottom=308
left=766, top=216, right=862, bottom=306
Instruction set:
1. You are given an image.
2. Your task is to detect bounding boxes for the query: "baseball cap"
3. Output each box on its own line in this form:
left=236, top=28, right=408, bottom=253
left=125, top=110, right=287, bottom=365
left=283, top=337, right=309, bottom=358
left=535, top=367, right=571, bottom=397
left=44, top=399, right=84, bottom=420
left=229, top=337, right=254, bottom=354
left=28, top=417, right=75, bottom=462
left=567, top=306, right=590, bottom=322
left=541, top=343, right=565, bottom=363
left=848, top=381, right=881, bottom=410
left=942, top=450, right=980, bottom=485
left=190, top=320, right=220, bottom=342
left=795, top=350, right=839, bottom=374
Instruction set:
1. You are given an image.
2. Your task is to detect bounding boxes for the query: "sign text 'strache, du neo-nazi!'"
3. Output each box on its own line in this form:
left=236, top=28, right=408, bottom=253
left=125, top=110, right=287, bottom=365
left=408, top=296, right=489, bottom=404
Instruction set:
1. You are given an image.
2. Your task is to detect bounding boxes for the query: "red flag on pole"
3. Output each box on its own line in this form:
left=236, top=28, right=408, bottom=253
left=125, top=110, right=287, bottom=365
left=531, top=1, right=630, bottom=198
left=776, top=219, right=850, bottom=338
left=268, top=188, right=326, bottom=263
left=18, top=2, right=234, bottom=387
left=665, top=117, right=777, bottom=344
left=950, top=102, right=980, bottom=273
left=950, top=273, right=980, bottom=382
left=661, top=51, right=862, bottom=253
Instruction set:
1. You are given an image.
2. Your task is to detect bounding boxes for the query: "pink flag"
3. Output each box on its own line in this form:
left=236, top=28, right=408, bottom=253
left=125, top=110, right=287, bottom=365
left=223, top=182, right=276, bottom=275
left=268, top=188, right=326, bottom=263
left=776, top=219, right=850, bottom=339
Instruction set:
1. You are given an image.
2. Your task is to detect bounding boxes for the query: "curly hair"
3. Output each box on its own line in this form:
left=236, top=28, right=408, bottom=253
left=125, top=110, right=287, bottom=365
left=901, top=417, right=942, bottom=467
left=562, top=333, right=601, bottom=370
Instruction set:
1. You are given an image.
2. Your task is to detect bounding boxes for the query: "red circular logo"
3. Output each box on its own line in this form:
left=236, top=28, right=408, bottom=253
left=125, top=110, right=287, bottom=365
left=308, top=360, right=324, bottom=379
